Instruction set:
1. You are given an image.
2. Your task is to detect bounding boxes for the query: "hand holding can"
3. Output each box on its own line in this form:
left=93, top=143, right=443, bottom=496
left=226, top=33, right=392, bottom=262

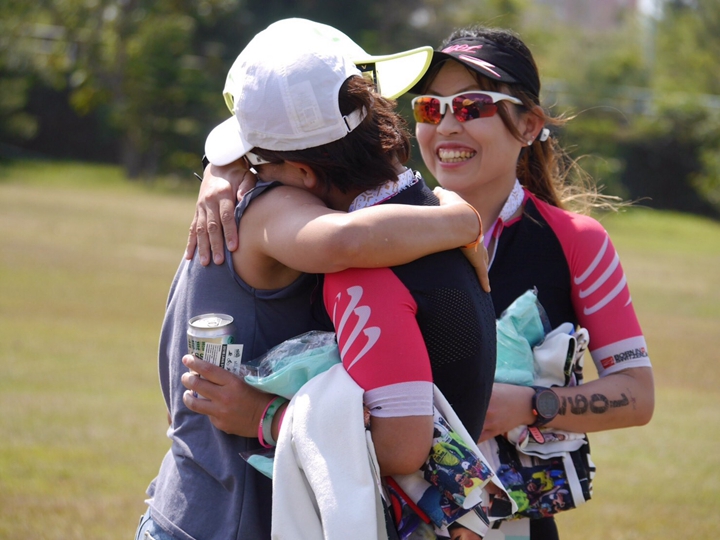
left=187, top=314, right=245, bottom=398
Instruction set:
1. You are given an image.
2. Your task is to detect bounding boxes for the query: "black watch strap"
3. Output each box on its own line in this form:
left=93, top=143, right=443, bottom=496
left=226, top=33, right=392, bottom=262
left=193, top=155, right=211, bottom=182
left=530, top=386, right=560, bottom=428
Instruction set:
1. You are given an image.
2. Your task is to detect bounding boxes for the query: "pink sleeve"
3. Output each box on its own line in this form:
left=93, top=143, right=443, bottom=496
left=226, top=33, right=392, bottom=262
left=323, top=267, right=434, bottom=417
left=541, top=206, right=652, bottom=376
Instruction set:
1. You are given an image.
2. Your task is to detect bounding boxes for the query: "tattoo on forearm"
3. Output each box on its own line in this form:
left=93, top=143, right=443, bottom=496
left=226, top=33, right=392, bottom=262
left=590, top=394, right=609, bottom=414
left=560, top=392, right=633, bottom=416
left=564, top=394, right=588, bottom=415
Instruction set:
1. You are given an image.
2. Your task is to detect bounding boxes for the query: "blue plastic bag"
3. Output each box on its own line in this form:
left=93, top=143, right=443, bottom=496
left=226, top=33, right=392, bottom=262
left=240, top=331, right=341, bottom=478
left=495, top=289, right=551, bottom=386
left=243, top=331, right=341, bottom=399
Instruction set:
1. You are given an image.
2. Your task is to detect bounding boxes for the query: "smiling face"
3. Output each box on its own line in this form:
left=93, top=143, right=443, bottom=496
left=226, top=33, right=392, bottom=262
left=416, top=61, right=528, bottom=211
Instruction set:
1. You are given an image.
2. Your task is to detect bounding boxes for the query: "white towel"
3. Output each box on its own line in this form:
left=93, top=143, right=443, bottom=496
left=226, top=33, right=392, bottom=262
left=272, top=364, right=388, bottom=540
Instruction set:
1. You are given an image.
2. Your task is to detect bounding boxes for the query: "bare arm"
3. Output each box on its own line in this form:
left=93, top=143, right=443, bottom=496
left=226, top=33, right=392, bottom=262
left=187, top=161, right=483, bottom=273
left=248, top=184, right=482, bottom=275
left=479, top=366, right=654, bottom=442
left=372, top=416, right=435, bottom=476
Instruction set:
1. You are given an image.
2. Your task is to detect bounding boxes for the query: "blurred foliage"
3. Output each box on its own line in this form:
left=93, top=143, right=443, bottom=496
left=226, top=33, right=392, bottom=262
left=655, top=0, right=720, bottom=95
left=0, top=0, right=719, bottom=216
left=0, top=0, right=254, bottom=177
left=527, top=0, right=720, bottom=217
left=618, top=100, right=720, bottom=217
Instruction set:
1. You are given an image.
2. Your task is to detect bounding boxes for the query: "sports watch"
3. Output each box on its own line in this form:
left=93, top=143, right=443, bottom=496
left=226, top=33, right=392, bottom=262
left=530, top=386, right=560, bottom=428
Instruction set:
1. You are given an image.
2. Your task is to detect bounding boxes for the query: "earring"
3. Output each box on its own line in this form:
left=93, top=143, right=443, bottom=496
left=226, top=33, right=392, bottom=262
left=527, top=140, right=534, bottom=146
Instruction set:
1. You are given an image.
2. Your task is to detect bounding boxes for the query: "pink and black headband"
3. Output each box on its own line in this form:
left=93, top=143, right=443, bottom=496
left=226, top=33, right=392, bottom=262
left=411, top=37, right=541, bottom=102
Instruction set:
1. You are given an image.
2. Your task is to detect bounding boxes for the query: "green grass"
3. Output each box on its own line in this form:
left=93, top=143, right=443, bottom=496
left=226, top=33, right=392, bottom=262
left=1, top=161, right=719, bottom=539
left=560, top=208, right=720, bottom=539
left=0, top=161, right=194, bottom=539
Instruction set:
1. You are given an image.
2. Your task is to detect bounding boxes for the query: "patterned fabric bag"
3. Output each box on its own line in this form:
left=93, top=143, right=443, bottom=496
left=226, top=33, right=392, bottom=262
left=489, top=289, right=596, bottom=520
left=488, top=436, right=595, bottom=520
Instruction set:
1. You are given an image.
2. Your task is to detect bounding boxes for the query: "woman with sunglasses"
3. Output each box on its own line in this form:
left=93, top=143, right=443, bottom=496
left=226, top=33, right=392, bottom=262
left=407, top=26, right=655, bottom=540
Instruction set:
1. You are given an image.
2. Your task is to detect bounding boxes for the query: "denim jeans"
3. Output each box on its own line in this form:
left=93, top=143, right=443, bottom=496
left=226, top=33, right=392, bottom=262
left=135, top=508, right=177, bottom=540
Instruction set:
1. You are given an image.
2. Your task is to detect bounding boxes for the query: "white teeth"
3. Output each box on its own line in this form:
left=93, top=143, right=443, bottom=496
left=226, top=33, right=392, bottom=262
left=437, top=148, right=476, bottom=163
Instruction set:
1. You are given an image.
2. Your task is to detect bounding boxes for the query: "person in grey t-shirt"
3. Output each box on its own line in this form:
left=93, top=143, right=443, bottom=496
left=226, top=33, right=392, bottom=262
left=136, top=18, right=488, bottom=540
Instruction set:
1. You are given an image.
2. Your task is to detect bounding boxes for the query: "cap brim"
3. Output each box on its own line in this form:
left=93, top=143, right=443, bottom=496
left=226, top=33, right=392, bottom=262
left=267, top=20, right=432, bottom=100
left=204, top=116, right=253, bottom=166
left=408, top=49, right=520, bottom=94
left=354, top=46, right=433, bottom=99
left=407, top=51, right=456, bottom=94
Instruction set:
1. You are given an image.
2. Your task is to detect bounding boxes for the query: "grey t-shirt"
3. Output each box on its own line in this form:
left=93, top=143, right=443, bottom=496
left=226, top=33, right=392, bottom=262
left=147, top=182, right=328, bottom=540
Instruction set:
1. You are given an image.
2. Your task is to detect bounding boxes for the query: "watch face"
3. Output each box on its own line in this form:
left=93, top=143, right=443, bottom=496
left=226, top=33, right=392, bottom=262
left=536, top=390, right=560, bottom=418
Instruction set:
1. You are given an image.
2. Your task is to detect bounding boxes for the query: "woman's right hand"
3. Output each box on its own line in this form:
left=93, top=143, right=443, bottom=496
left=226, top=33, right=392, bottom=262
left=181, top=354, right=267, bottom=437
left=185, top=160, right=258, bottom=265
left=434, top=187, right=490, bottom=293
left=461, top=242, right=490, bottom=293
left=433, top=186, right=467, bottom=207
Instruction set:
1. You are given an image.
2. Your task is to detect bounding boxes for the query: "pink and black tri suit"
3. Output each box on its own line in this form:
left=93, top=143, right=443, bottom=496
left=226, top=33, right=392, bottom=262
left=322, top=170, right=497, bottom=441
left=487, top=182, right=651, bottom=377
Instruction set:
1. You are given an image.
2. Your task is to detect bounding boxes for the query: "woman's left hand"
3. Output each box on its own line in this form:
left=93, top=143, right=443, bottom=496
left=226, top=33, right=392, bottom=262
left=479, top=383, right=535, bottom=442
left=186, top=161, right=257, bottom=265
left=460, top=242, right=490, bottom=293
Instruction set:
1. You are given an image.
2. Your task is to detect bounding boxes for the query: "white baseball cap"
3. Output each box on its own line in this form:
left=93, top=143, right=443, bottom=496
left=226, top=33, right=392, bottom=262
left=205, top=18, right=433, bottom=166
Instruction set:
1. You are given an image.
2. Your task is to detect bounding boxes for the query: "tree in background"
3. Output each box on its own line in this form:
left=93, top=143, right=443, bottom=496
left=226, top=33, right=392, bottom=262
left=515, top=0, right=720, bottom=217
left=1, top=0, right=719, bottom=217
left=0, top=1, right=47, bottom=156
left=646, top=0, right=720, bottom=215
left=581, top=0, right=720, bottom=217
left=0, top=0, right=450, bottom=177
left=533, top=7, right=651, bottom=200
left=0, top=0, right=251, bottom=177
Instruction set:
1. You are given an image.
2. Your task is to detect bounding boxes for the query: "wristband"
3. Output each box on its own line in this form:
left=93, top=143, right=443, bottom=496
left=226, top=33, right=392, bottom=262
left=277, top=406, right=287, bottom=434
left=194, top=155, right=211, bottom=182
left=462, top=203, right=484, bottom=251
left=258, top=396, right=287, bottom=448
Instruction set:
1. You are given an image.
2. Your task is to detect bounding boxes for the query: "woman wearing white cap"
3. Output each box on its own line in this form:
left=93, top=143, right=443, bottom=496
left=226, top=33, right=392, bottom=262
left=138, top=19, right=496, bottom=540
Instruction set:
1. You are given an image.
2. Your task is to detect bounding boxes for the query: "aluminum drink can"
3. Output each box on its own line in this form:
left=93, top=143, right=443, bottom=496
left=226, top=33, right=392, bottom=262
left=187, top=313, right=236, bottom=360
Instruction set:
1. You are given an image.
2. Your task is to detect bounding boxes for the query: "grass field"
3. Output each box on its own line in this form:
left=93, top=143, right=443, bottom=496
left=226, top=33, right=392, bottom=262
left=1, top=161, right=719, bottom=539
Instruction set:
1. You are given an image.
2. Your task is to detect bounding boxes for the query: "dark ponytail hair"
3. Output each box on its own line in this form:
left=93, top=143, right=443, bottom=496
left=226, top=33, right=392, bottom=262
left=253, top=76, right=411, bottom=194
